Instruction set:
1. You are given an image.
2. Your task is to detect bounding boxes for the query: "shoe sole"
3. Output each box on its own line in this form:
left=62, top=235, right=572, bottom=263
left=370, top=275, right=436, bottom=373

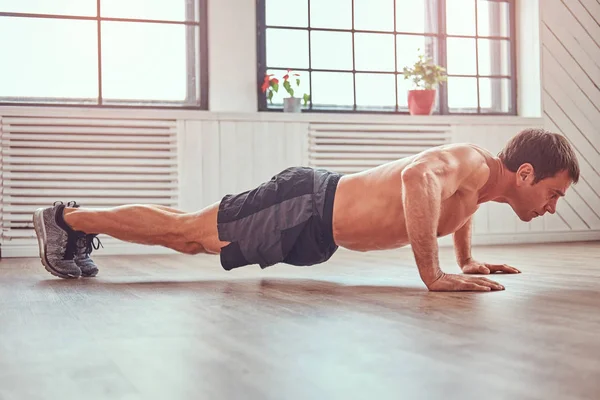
left=80, top=269, right=98, bottom=278
left=33, top=208, right=79, bottom=279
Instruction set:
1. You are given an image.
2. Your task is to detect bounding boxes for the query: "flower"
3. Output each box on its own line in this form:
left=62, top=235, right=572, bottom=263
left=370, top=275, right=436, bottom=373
left=261, top=69, right=310, bottom=106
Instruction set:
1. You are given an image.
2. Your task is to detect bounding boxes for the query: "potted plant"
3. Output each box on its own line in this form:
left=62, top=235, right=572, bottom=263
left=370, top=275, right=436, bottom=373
left=261, top=69, right=310, bottom=113
left=402, top=50, right=447, bottom=115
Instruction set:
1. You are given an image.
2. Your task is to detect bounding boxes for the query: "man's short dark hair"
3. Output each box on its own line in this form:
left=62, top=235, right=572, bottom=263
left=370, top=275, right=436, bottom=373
left=498, top=128, right=580, bottom=184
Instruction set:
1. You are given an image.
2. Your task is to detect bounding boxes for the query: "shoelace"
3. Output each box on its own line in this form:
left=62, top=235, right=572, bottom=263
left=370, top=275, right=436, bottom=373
left=75, top=234, right=103, bottom=258
left=86, top=235, right=103, bottom=255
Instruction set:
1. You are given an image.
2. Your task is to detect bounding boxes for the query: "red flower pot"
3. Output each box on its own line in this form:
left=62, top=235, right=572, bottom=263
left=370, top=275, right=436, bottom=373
left=408, top=89, right=436, bottom=115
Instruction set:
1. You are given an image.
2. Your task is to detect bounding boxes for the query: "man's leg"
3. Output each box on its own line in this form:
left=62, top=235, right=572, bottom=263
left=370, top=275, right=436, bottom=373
left=72, top=203, right=213, bottom=278
left=63, top=202, right=227, bottom=255
left=33, top=201, right=228, bottom=279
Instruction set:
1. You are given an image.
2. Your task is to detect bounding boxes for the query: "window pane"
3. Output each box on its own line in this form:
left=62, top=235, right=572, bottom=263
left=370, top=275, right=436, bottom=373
left=310, top=0, right=352, bottom=29
left=448, top=77, right=478, bottom=110
left=310, top=31, right=353, bottom=70
left=355, top=33, right=395, bottom=72
left=397, top=74, right=412, bottom=108
left=396, top=35, right=439, bottom=74
left=101, top=0, right=190, bottom=22
left=395, top=0, right=438, bottom=33
left=0, top=17, right=98, bottom=100
left=477, top=0, right=510, bottom=37
left=264, top=69, right=310, bottom=106
left=355, top=0, right=394, bottom=31
left=355, top=73, right=396, bottom=108
left=478, top=39, right=510, bottom=76
left=265, top=0, right=308, bottom=27
left=446, top=0, right=476, bottom=36
left=479, top=77, right=511, bottom=112
left=311, top=72, right=354, bottom=107
left=267, top=28, right=309, bottom=69
left=0, top=0, right=96, bottom=16
left=446, top=38, right=476, bottom=75
left=101, top=22, right=187, bottom=101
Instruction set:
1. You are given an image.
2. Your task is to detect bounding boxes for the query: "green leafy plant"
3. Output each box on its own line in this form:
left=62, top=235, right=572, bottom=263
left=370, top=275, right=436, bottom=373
left=402, top=49, right=447, bottom=90
left=261, top=69, right=310, bottom=105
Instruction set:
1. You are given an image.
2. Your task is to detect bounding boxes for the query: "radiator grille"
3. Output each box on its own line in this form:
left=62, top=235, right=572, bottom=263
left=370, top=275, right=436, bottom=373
left=308, top=123, right=452, bottom=174
left=0, top=115, right=179, bottom=246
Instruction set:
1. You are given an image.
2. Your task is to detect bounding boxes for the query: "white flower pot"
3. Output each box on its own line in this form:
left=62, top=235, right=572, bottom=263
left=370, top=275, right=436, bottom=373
left=283, top=97, right=302, bottom=113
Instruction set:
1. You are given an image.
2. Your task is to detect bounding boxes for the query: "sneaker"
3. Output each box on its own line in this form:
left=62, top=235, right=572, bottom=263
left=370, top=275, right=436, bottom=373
left=64, top=201, right=103, bottom=277
left=74, top=233, right=103, bottom=278
left=32, top=201, right=81, bottom=279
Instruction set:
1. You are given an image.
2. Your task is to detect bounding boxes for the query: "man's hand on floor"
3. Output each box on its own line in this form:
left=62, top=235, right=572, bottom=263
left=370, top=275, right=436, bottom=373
left=427, top=273, right=505, bottom=292
left=460, top=258, right=521, bottom=275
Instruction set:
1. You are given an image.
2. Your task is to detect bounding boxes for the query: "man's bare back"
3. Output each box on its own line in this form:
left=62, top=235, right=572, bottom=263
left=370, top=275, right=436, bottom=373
left=332, top=143, right=492, bottom=252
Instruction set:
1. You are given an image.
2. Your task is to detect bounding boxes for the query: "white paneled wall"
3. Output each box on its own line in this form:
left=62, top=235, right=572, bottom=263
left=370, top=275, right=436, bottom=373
left=178, top=118, right=308, bottom=212
left=540, top=0, right=600, bottom=238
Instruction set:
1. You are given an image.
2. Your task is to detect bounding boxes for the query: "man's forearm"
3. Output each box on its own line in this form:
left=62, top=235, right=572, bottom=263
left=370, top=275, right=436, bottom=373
left=453, top=217, right=473, bottom=267
left=402, top=169, right=444, bottom=287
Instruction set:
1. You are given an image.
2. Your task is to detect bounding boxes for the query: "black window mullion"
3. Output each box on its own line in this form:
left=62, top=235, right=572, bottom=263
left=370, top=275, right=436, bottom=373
left=96, top=0, right=103, bottom=105
left=198, top=0, right=209, bottom=110
left=509, top=0, right=517, bottom=114
left=438, top=0, right=448, bottom=114
left=474, top=0, right=480, bottom=113
left=256, top=0, right=267, bottom=111
left=308, top=0, right=313, bottom=110
left=185, top=0, right=197, bottom=105
left=393, top=0, right=398, bottom=112
left=351, top=0, right=357, bottom=110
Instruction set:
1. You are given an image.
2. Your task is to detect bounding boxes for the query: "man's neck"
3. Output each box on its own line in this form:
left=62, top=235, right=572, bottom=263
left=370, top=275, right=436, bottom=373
left=477, top=158, right=514, bottom=204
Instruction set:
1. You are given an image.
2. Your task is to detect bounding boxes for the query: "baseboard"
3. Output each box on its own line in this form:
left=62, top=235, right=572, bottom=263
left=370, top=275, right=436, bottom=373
left=1, top=230, right=598, bottom=259
left=438, top=230, right=600, bottom=247
left=1, top=242, right=178, bottom=259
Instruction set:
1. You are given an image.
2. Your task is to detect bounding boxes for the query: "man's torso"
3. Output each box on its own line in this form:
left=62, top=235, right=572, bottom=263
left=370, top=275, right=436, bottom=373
left=331, top=144, right=492, bottom=251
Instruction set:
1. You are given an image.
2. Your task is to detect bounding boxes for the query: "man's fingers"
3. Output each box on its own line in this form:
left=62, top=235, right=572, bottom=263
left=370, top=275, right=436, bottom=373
left=486, top=263, right=521, bottom=274
left=479, top=265, right=491, bottom=274
left=464, top=283, right=491, bottom=291
left=474, top=277, right=504, bottom=290
left=462, top=264, right=490, bottom=274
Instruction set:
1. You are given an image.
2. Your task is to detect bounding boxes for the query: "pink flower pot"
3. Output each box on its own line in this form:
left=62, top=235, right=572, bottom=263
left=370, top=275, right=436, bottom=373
left=408, top=89, right=436, bottom=115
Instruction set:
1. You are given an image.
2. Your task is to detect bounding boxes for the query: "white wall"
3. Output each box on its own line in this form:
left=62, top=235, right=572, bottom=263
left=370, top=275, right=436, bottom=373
left=1, top=0, right=599, bottom=258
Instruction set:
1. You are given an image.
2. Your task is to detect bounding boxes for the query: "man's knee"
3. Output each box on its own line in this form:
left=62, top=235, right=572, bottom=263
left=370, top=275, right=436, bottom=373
left=173, top=242, right=206, bottom=255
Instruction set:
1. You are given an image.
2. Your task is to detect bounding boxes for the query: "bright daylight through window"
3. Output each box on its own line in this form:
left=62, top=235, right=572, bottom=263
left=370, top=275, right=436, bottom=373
left=0, top=0, right=207, bottom=108
left=258, top=0, right=516, bottom=114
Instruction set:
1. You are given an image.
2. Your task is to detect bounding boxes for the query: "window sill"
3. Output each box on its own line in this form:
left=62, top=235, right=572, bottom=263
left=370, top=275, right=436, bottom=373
left=0, top=105, right=544, bottom=127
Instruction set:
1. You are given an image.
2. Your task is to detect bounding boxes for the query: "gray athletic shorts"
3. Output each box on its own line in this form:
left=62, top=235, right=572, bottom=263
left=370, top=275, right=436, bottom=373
left=217, top=166, right=341, bottom=270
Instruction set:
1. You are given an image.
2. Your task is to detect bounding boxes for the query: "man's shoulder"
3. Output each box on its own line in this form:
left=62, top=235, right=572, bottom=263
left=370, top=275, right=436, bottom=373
left=422, top=143, right=490, bottom=168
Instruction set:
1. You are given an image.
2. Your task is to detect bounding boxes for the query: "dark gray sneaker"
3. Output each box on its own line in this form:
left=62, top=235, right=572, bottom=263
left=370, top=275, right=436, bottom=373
left=64, top=201, right=103, bottom=277
left=32, top=202, right=81, bottom=279
left=74, top=233, right=102, bottom=277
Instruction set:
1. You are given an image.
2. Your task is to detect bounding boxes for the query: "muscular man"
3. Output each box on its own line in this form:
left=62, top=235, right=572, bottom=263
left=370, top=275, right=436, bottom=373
left=33, top=128, right=579, bottom=291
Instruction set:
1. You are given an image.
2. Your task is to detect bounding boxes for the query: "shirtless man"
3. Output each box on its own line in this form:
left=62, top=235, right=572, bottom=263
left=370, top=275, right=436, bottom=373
left=33, top=128, right=579, bottom=291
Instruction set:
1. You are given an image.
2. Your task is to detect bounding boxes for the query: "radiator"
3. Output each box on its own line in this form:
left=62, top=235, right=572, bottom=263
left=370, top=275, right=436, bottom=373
left=308, top=123, right=452, bottom=174
left=0, top=115, right=179, bottom=255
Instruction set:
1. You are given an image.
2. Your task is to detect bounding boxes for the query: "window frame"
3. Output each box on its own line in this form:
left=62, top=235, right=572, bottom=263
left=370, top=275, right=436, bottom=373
left=256, top=0, right=517, bottom=115
left=0, top=0, right=209, bottom=110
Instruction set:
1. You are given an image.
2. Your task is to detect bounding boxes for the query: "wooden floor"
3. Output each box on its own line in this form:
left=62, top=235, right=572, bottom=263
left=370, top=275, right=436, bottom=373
left=1, top=242, right=599, bottom=400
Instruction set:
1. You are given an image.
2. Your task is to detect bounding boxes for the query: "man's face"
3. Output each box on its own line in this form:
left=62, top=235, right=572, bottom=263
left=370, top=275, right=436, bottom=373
left=511, top=167, right=571, bottom=222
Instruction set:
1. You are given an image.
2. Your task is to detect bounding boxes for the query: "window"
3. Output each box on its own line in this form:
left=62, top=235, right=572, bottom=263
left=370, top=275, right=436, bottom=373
left=257, top=0, right=516, bottom=114
left=0, top=0, right=208, bottom=108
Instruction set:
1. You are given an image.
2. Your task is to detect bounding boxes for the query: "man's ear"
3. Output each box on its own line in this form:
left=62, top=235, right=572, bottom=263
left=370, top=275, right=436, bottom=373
left=516, top=163, right=534, bottom=186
